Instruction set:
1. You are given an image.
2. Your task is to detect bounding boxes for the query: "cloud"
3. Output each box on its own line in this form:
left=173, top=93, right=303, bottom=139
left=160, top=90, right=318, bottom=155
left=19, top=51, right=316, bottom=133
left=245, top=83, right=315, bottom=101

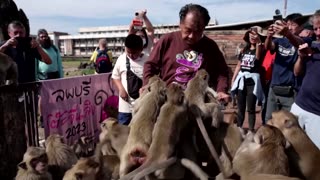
left=13, top=0, right=320, bottom=34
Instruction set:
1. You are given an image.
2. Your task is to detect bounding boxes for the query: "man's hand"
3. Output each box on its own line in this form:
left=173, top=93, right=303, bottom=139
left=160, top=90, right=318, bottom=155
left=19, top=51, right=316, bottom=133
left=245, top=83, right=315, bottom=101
left=267, top=25, right=275, bottom=37
left=298, top=43, right=313, bottom=58
left=119, top=89, right=129, bottom=102
left=272, top=20, right=289, bottom=36
left=217, top=92, right=231, bottom=103
left=30, top=38, right=40, bottom=49
left=2, top=37, right=17, bottom=48
left=138, top=9, right=147, bottom=17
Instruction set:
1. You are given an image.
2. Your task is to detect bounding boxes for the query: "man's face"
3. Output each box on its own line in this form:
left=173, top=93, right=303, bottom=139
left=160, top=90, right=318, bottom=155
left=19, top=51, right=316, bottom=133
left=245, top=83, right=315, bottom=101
left=287, top=20, right=302, bottom=35
left=126, top=47, right=142, bottom=60
left=179, top=12, right=205, bottom=45
left=8, top=26, right=26, bottom=38
left=39, top=33, right=51, bottom=48
left=314, top=19, right=320, bottom=41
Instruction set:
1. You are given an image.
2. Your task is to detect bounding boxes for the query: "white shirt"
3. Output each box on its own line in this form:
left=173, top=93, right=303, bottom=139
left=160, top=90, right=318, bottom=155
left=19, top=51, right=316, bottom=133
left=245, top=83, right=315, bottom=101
left=111, top=53, right=147, bottom=113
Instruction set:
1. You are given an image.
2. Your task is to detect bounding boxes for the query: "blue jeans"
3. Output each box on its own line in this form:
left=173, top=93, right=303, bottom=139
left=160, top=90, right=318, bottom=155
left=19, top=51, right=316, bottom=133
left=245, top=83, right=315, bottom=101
left=118, top=112, right=132, bottom=125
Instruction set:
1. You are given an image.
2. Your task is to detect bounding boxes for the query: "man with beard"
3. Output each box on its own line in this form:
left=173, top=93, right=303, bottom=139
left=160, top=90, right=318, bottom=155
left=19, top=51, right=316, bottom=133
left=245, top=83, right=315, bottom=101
left=0, top=21, right=52, bottom=83
left=37, top=29, right=63, bottom=80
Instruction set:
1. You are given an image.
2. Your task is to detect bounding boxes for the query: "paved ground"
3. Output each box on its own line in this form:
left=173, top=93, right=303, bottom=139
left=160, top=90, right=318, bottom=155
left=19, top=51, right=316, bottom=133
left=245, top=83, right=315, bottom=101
left=223, top=106, right=263, bottom=130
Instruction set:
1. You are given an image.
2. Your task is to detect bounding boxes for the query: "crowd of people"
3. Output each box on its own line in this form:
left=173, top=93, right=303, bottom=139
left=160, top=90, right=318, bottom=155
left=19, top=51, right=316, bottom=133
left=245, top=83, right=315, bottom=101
left=1, top=4, right=320, bottom=149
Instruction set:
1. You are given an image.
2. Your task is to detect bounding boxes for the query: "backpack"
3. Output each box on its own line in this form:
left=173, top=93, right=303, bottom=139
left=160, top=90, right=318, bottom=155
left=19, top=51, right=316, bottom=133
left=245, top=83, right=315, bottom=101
left=95, top=50, right=112, bottom=73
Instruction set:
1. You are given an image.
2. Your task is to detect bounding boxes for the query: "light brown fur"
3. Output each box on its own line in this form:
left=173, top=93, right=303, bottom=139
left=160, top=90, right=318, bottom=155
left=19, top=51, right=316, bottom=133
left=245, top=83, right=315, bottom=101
left=185, top=69, right=226, bottom=178
left=119, top=78, right=166, bottom=177
left=232, top=125, right=289, bottom=177
left=63, top=158, right=100, bottom=180
left=242, top=174, right=302, bottom=180
left=0, top=52, right=18, bottom=86
left=121, top=83, right=189, bottom=180
left=268, top=110, right=320, bottom=180
left=16, top=147, right=52, bottom=180
left=45, top=134, right=78, bottom=180
left=97, top=118, right=130, bottom=157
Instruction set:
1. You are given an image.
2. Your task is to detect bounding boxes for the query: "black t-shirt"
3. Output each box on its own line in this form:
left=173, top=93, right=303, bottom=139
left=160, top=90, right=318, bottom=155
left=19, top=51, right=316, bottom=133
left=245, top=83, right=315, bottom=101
left=1, top=42, right=41, bottom=83
left=238, top=48, right=260, bottom=73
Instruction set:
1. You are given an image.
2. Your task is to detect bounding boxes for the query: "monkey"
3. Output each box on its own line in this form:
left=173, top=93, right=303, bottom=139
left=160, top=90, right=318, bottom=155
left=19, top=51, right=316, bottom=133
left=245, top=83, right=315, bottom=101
left=184, top=69, right=223, bottom=128
left=120, top=83, right=189, bottom=180
left=184, top=69, right=227, bottom=178
left=96, top=118, right=130, bottom=157
left=119, top=78, right=166, bottom=177
left=267, top=110, right=320, bottom=180
left=45, top=134, right=78, bottom=180
left=63, top=158, right=101, bottom=180
left=15, top=146, right=52, bottom=180
left=0, top=52, right=18, bottom=86
left=63, top=153, right=121, bottom=180
left=72, top=135, right=95, bottom=158
left=132, top=75, right=162, bottom=117
left=232, top=124, right=290, bottom=177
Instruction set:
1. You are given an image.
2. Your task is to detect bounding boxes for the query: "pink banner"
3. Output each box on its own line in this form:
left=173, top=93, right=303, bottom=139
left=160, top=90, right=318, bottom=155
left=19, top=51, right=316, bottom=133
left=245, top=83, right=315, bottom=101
left=40, top=73, right=118, bottom=145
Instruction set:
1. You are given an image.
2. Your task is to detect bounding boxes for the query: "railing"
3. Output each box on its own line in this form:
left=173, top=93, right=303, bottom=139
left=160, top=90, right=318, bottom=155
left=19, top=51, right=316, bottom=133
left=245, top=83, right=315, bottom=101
left=0, top=82, right=40, bottom=179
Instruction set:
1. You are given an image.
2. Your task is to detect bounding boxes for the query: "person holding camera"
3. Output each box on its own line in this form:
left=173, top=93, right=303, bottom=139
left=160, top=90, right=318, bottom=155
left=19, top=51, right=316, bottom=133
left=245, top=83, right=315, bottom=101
left=0, top=21, right=51, bottom=83
left=231, top=26, right=266, bottom=133
left=128, top=9, right=154, bottom=56
left=264, top=13, right=307, bottom=122
left=290, top=12, right=320, bottom=148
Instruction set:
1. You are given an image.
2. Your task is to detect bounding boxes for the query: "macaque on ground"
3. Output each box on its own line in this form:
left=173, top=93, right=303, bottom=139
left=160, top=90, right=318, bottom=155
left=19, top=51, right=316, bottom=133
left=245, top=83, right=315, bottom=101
left=45, top=134, right=78, bottom=180
left=121, top=83, right=189, bottom=180
left=232, top=125, right=290, bottom=177
left=96, top=118, right=130, bottom=157
left=119, top=78, right=166, bottom=177
left=268, top=110, right=320, bottom=180
left=15, top=146, right=52, bottom=180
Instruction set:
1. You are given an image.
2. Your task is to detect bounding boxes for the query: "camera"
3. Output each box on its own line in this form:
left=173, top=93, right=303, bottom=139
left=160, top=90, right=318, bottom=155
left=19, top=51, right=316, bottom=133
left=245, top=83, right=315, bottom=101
left=273, top=9, right=283, bottom=22
left=15, top=37, right=32, bottom=50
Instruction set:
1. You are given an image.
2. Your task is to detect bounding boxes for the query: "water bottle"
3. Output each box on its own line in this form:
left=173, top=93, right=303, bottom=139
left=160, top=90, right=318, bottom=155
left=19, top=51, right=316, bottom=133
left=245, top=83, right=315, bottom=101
left=132, top=12, right=143, bottom=30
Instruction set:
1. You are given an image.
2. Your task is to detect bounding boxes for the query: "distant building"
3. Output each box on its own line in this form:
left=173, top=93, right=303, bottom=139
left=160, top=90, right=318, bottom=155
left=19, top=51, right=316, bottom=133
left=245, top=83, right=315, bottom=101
left=55, top=22, right=217, bottom=58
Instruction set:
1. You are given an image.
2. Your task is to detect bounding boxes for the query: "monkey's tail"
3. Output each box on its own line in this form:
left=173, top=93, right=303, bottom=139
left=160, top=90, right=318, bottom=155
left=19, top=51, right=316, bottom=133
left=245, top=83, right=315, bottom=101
left=195, top=115, right=227, bottom=179
left=131, top=157, right=177, bottom=180
left=180, top=158, right=209, bottom=180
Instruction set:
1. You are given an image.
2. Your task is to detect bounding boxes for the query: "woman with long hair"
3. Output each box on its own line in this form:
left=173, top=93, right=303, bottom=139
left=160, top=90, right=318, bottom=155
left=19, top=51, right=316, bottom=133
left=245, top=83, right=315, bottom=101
left=231, top=26, right=266, bottom=133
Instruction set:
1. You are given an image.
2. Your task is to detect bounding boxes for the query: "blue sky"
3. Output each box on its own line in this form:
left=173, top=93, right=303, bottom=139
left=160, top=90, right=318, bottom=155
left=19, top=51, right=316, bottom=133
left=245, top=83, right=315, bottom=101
left=14, top=0, right=320, bottom=35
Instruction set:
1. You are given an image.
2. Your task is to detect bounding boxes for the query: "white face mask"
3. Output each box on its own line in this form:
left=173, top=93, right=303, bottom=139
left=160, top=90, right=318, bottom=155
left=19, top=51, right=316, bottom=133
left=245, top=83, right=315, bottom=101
left=142, top=38, right=147, bottom=46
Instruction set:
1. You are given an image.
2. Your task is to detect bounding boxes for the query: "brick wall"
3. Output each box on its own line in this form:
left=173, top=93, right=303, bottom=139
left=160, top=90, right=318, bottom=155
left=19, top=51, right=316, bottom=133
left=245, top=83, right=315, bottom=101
left=205, top=30, right=247, bottom=85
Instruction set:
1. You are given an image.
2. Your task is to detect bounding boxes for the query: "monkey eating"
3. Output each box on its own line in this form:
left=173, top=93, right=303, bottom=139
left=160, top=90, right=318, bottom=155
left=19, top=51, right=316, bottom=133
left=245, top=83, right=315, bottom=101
left=15, top=146, right=52, bottom=180
left=45, top=134, right=78, bottom=180
left=0, top=52, right=18, bottom=86
left=232, top=124, right=290, bottom=177
left=268, top=110, right=320, bottom=180
left=120, top=83, right=189, bottom=180
left=119, top=78, right=166, bottom=177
